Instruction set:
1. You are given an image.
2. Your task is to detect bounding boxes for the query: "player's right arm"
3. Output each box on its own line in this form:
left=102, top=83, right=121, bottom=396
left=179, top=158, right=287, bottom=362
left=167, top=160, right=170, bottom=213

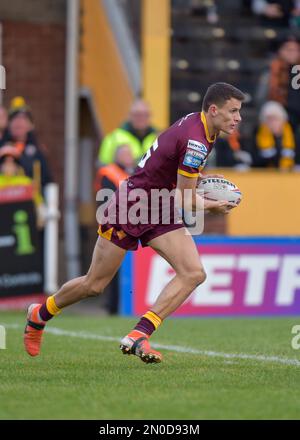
left=176, top=174, right=232, bottom=214
left=176, top=132, right=233, bottom=214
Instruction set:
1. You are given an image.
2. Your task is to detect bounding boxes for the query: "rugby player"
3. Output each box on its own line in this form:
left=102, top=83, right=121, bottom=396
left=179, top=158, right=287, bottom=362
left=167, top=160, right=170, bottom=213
left=24, top=82, right=244, bottom=363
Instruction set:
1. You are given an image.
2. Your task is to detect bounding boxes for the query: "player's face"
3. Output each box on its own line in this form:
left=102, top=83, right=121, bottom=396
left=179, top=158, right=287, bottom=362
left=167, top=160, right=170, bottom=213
left=214, top=98, right=242, bottom=135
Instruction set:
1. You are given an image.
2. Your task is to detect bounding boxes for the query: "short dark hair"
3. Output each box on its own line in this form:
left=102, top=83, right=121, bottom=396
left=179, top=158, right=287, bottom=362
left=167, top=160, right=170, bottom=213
left=202, top=82, right=245, bottom=112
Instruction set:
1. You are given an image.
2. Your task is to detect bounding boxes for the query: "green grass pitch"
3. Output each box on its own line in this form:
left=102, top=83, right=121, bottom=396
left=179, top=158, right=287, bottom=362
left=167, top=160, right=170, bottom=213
left=1, top=311, right=300, bottom=420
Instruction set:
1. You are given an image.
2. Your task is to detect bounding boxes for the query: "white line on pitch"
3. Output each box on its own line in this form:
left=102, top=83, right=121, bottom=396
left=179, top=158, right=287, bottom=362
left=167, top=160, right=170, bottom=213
left=4, top=323, right=300, bottom=367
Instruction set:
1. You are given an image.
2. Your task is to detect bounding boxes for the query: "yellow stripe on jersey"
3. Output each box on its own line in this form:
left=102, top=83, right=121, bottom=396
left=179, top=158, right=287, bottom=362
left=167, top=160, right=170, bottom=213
left=178, top=169, right=199, bottom=178
left=200, top=111, right=217, bottom=143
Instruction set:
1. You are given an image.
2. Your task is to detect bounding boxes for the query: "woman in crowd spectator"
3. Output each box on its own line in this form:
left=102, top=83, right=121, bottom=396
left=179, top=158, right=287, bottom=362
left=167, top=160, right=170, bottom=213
left=253, top=100, right=298, bottom=170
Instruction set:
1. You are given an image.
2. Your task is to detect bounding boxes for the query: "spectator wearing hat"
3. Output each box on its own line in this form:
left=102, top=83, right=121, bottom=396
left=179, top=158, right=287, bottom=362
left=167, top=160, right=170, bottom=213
left=5, top=96, right=53, bottom=194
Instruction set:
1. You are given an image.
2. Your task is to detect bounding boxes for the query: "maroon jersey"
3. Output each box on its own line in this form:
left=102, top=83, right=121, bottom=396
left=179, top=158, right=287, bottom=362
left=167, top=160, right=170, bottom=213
left=128, top=111, right=216, bottom=192
left=99, top=112, right=217, bottom=245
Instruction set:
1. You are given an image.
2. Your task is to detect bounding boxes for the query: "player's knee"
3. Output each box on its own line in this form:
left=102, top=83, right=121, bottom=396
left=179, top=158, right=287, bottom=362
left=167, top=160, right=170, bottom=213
left=189, top=268, right=206, bottom=288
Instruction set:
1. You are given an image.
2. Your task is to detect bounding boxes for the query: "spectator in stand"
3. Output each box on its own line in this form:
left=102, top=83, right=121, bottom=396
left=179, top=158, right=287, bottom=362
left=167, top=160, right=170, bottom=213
left=95, top=144, right=135, bottom=193
left=208, top=130, right=252, bottom=170
left=253, top=100, right=299, bottom=170
left=251, top=0, right=300, bottom=27
left=256, top=37, right=300, bottom=164
left=95, top=144, right=135, bottom=315
left=0, top=105, right=9, bottom=147
left=6, top=97, right=53, bottom=193
left=268, top=37, right=300, bottom=130
left=0, top=145, right=44, bottom=226
left=98, top=99, right=158, bottom=165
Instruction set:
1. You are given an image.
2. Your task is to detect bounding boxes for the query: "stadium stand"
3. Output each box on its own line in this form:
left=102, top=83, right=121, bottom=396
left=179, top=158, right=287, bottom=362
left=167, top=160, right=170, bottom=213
left=170, top=0, right=300, bottom=145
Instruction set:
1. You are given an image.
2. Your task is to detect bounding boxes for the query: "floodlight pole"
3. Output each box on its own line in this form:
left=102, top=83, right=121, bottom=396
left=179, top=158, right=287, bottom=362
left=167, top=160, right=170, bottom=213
left=64, top=0, right=81, bottom=279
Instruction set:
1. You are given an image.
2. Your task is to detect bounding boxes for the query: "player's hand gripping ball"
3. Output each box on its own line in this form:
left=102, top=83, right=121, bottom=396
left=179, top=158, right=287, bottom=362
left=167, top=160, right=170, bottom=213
left=197, top=177, right=242, bottom=207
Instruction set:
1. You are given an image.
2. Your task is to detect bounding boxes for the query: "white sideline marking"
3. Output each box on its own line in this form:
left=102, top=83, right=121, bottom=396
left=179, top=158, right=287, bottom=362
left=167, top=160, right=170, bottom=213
left=4, top=323, right=300, bottom=367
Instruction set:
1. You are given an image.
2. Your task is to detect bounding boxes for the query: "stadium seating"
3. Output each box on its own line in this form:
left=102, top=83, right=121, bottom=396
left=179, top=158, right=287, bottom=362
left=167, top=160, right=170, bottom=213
left=170, top=0, right=300, bottom=138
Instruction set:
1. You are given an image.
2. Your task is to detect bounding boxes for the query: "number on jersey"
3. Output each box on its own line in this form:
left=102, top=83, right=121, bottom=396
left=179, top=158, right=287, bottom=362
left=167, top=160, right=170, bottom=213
left=138, top=138, right=159, bottom=168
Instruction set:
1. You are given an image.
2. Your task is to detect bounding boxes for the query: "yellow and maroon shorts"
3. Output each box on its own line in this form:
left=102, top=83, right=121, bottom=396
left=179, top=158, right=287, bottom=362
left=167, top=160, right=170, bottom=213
left=98, top=189, right=184, bottom=251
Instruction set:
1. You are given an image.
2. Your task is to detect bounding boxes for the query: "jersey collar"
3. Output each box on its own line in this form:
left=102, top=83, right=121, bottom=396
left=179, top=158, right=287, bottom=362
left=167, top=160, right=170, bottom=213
left=200, top=111, right=217, bottom=143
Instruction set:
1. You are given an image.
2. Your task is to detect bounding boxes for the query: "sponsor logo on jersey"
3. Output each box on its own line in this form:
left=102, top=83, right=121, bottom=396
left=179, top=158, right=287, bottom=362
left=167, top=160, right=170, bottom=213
left=186, top=149, right=203, bottom=158
left=187, top=140, right=208, bottom=154
left=183, top=151, right=205, bottom=168
left=183, top=142, right=208, bottom=168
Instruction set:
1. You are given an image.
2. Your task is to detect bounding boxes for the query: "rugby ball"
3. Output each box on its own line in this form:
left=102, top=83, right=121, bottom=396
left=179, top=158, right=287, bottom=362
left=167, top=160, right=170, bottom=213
left=197, top=177, right=242, bottom=206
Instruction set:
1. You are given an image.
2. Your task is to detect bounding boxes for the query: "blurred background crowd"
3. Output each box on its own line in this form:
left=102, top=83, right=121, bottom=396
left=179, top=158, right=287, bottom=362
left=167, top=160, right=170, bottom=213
left=1, top=0, right=300, bottom=313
